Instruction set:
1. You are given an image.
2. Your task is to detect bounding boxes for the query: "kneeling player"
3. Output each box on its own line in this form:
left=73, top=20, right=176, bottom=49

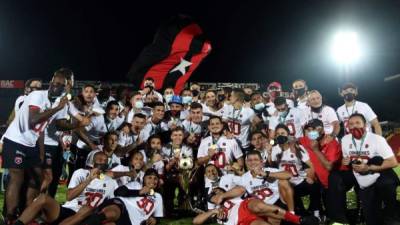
left=12, top=152, right=117, bottom=225
left=83, top=168, right=163, bottom=225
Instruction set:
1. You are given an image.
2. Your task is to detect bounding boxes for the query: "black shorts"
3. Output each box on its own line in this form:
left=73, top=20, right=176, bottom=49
left=43, top=145, right=59, bottom=169
left=100, top=198, right=132, bottom=225
left=50, top=206, right=76, bottom=225
left=274, top=198, right=288, bottom=210
left=2, top=138, right=41, bottom=169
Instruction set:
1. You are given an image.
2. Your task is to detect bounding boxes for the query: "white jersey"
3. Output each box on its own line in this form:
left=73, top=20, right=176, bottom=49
left=85, top=148, right=121, bottom=169
left=141, top=118, right=169, bottom=141
left=118, top=182, right=163, bottom=225
left=341, top=132, right=394, bottom=188
left=44, top=96, right=70, bottom=146
left=304, top=105, right=338, bottom=134
left=161, top=144, right=193, bottom=159
left=182, top=120, right=203, bottom=135
left=222, top=105, right=255, bottom=148
left=76, top=115, right=123, bottom=149
left=269, top=107, right=307, bottom=138
left=197, top=135, right=243, bottom=173
left=240, top=168, right=281, bottom=205
left=111, top=165, right=145, bottom=187
left=62, top=169, right=117, bottom=212
left=271, top=145, right=310, bottom=185
left=266, top=99, right=295, bottom=116
left=3, top=90, right=65, bottom=147
left=336, top=101, right=377, bottom=133
left=205, top=174, right=242, bottom=210
left=14, top=95, right=26, bottom=113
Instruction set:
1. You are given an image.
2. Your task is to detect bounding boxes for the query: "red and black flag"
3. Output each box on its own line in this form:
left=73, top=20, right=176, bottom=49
left=126, top=15, right=211, bottom=94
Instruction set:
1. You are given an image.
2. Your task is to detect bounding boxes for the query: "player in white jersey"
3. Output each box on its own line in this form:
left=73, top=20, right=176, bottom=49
left=141, top=102, right=169, bottom=142
left=223, top=88, right=260, bottom=151
left=336, top=82, right=382, bottom=135
left=86, top=132, right=121, bottom=169
left=202, top=90, right=227, bottom=117
left=250, top=131, right=273, bottom=165
left=126, top=91, right=151, bottom=122
left=197, top=116, right=244, bottom=174
left=182, top=102, right=208, bottom=147
left=268, top=97, right=307, bottom=139
left=194, top=163, right=319, bottom=225
left=83, top=168, right=163, bottom=225
left=327, top=113, right=399, bottom=225
left=304, top=90, right=340, bottom=141
left=269, top=124, right=321, bottom=217
left=292, top=79, right=309, bottom=111
left=2, top=74, right=69, bottom=223
left=12, top=152, right=117, bottom=225
left=111, top=151, right=145, bottom=187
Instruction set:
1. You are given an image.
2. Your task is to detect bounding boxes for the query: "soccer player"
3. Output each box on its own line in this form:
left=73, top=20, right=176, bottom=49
left=182, top=102, right=208, bottom=147
left=83, top=168, right=163, bottom=225
left=268, top=96, right=307, bottom=139
left=12, top=151, right=117, bottom=225
left=197, top=116, right=244, bottom=174
left=336, top=82, right=382, bottom=135
left=2, top=73, right=69, bottom=223
left=292, top=79, right=309, bottom=110
left=223, top=88, right=260, bottom=152
left=111, top=151, right=145, bottom=187
left=328, top=113, right=399, bottom=225
left=141, top=101, right=168, bottom=141
left=86, top=131, right=121, bottom=169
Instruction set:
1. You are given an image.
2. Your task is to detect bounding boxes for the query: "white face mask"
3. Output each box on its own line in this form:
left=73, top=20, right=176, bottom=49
left=182, top=96, right=192, bottom=104
left=254, top=102, right=265, bottom=111
left=135, top=100, right=144, bottom=109
left=165, top=94, right=173, bottom=103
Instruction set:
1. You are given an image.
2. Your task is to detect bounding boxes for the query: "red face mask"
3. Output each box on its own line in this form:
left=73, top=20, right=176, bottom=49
left=349, top=127, right=365, bottom=139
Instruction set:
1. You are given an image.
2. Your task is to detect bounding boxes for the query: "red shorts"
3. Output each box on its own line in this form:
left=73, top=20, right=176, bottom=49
left=237, top=199, right=268, bottom=225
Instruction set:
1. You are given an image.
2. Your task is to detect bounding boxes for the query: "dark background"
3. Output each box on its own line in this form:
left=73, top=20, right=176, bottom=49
left=0, top=0, right=399, bottom=121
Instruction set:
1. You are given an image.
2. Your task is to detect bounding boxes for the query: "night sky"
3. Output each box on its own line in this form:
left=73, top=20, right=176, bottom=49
left=0, top=0, right=399, bottom=121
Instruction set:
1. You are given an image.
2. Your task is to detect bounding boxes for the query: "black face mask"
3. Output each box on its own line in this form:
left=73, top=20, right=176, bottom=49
left=98, top=88, right=111, bottom=102
left=244, top=94, right=251, bottom=102
left=145, top=85, right=154, bottom=91
left=192, top=89, right=200, bottom=97
left=344, top=93, right=355, bottom=102
left=275, top=135, right=288, bottom=145
left=94, top=163, right=108, bottom=172
left=294, top=88, right=306, bottom=98
left=311, top=105, right=323, bottom=113
left=217, top=95, right=225, bottom=102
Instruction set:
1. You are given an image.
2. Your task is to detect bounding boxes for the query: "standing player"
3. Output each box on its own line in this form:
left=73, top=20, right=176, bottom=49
left=2, top=74, right=69, bottom=224
left=268, top=96, right=307, bottom=139
left=223, top=88, right=260, bottom=152
left=292, top=79, right=309, bottom=110
left=328, top=113, right=399, bottom=225
left=336, top=82, right=382, bottom=135
left=197, top=116, right=244, bottom=174
left=83, top=169, right=163, bottom=225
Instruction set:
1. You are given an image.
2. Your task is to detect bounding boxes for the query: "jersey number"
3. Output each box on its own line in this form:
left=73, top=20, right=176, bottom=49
left=282, top=164, right=299, bottom=177
left=286, top=122, right=296, bottom=136
left=254, top=188, right=273, bottom=200
left=32, top=121, right=48, bottom=133
left=213, top=152, right=226, bottom=168
left=137, top=197, right=155, bottom=215
left=227, top=121, right=241, bottom=135
left=83, top=192, right=104, bottom=208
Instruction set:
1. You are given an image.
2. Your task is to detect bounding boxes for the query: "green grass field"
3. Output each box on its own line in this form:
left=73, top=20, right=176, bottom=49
left=1, top=167, right=399, bottom=225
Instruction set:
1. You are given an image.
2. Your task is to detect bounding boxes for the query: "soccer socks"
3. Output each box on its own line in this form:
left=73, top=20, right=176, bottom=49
left=284, top=211, right=300, bottom=224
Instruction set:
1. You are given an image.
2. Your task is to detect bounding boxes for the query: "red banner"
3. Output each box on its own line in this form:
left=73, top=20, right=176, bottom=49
left=0, top=80, right=24, bottom=89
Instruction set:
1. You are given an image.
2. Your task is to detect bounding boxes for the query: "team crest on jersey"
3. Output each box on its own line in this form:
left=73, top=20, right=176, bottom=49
left=103, top=183, right=106, bottom=188
left=290, top=114, right=293, bottom=118
left=365, top=144, right=369, bottom=148
left=15, top=156, right=23, bottom=165
left=349, top=144, right=353, bottom=149
left=318, top=115, right=322, bottom=118
left=222, top=143, right=226, bottom=146
left=290, top=154, right=294, bottom=158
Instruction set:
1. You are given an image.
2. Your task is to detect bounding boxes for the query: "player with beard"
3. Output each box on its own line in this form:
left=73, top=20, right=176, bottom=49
left=2, top=73, right=69, bottom=224
left=82, top=168, right=163, bottom=225
left=141, top=77, right=163, bottom=103
left=327, top=113, right=399, bottom=225
left=336, top=82, right=382, bottom=135
left=304, top=90, right=340, bottom=142
left=223, top=88, right=260, bottom=153
left=202, top=90, right=226, bottom=117
left=12, top=151, right=117, bottom=225
left=197, top=116, right=244, bottom=174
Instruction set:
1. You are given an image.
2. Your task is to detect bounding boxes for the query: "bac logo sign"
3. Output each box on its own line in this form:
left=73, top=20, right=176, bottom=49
left=0, top=80, right=24, bottom=88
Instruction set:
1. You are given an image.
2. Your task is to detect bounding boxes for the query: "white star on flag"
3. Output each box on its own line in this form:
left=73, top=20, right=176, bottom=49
left=170, top=58, right=192, bottom=75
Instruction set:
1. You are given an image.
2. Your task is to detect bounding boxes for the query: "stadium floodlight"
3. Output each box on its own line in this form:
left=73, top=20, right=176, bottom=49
left=331, top=31, right=361, bottom=65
